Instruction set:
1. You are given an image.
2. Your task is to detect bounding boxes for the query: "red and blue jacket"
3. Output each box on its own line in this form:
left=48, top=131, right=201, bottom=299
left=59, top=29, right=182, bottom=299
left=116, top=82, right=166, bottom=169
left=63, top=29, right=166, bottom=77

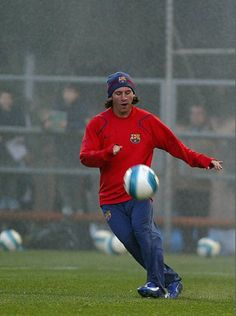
left=80, top=106, right=213, bottom=205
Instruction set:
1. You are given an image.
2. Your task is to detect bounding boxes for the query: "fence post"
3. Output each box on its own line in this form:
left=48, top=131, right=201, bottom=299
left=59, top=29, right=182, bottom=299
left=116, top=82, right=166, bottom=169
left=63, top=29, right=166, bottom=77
left=24, top=54, right=35, bottom=102
left=162, top=0, right=174, bottom=251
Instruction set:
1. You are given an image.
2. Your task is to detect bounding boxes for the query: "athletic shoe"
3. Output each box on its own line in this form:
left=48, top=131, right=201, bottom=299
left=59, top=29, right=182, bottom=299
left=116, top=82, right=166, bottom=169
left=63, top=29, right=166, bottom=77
left=166, top=281, right=183, bottom=299
left=137, top=282, right=166, bottom=298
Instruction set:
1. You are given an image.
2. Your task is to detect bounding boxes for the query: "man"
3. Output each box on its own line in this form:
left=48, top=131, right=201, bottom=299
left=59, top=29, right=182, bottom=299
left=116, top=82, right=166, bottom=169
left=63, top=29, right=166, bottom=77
left=0, top=90, right=25, bottom=127
left=51, top=84, right=87, bottom=167
left=44, top=84, right=88, bottom=213
left=43, top=83, right=87, bottom=133
left=80, top=72, right=222, bottom=299
left=188, top=104, right=213, bottom=132
left=57, top=83, right=87, bottom=132
left=0, top=90, right=33, bottom=210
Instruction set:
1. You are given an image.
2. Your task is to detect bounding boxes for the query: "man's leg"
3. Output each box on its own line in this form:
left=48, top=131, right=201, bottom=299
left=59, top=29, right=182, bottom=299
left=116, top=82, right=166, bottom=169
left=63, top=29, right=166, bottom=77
left=101, top=201, right=181, bottom=285
left=130, top=199, right=165, bottom=290
left=164, top=264, right=182, bottom=287
left=101, top=201, right=182, bottom=296
left=101, top=203, right=145, bottom=268
left=131, top=200, right=182, bottom=287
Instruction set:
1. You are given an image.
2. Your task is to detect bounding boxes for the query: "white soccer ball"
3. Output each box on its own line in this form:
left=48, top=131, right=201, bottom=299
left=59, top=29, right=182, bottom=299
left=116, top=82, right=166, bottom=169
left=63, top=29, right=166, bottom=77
left=92, top=230, right=126, bottom=255
left=105, top=235, right=127, bottom=255
left=197, top=237, right=221, bottom=257
left=124, top=164, right=159, bottom=200
left=0, top=229, right=23, bottom=251
left=93, top=230, right=113, bottom=252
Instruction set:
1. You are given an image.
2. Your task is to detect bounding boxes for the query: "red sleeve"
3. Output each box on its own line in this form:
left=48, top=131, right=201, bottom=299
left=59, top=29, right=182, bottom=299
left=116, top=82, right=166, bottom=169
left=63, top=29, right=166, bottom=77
left=80, top=117, right=115, bottom=168
left=149, top=116, right=214, bottom=169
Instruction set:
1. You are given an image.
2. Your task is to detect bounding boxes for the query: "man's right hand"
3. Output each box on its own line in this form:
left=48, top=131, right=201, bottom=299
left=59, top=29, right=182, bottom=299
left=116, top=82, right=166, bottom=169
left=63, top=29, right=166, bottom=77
left=113, top=144, right=122, bottom=155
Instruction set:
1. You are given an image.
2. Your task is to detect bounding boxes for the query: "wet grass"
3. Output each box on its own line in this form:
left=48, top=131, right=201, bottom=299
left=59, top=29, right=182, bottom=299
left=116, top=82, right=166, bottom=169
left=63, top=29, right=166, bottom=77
left=0, top=251, right=234, bottom=316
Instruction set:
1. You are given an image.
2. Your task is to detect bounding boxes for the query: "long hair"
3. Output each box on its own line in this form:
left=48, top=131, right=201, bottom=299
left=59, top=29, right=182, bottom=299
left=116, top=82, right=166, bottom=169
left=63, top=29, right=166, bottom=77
left=104, top=96, right=139, bottom=109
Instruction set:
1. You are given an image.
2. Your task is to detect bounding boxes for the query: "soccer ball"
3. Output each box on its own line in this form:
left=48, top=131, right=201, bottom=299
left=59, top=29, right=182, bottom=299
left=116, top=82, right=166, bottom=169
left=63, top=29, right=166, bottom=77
left=0, top=229, right=23, bottom=251
left=93, top=230, right=112, bottom=252
left=106, top=235, right=127, bottom=255
left=123, top=164, right=159, bottom=200
left=197, top=237, right=221, bottom=257
left=92, top=230, right=126, bottom=255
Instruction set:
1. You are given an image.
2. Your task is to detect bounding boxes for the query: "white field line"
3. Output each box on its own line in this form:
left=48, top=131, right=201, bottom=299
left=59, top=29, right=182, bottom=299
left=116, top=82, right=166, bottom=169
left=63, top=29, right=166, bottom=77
left=0, top=266, right=80, bottom=270
left=0, top=266, right=234, bottom=276
left=183, top=271, right=234, bottom=277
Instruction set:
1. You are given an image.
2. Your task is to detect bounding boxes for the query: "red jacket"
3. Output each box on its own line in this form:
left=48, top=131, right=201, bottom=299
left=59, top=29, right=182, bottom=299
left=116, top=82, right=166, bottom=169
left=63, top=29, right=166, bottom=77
left=80, top=106, right=213, bottom=205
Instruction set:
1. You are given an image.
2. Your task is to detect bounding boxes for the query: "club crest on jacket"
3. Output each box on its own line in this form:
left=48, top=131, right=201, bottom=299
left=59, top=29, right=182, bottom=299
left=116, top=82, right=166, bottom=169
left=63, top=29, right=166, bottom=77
left=130, top=133, right=141, bottom=144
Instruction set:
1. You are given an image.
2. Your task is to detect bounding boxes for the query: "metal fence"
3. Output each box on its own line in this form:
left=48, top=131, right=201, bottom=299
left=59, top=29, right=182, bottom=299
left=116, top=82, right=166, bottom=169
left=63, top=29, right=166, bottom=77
left=0, top=0, right=235, bottom=254
left=0, top=72, right=234, bottom=211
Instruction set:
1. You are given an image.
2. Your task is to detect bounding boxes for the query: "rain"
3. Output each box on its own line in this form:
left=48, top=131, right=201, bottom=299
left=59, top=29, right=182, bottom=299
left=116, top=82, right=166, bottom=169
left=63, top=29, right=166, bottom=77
left=0, top=0, right=235, bottom=285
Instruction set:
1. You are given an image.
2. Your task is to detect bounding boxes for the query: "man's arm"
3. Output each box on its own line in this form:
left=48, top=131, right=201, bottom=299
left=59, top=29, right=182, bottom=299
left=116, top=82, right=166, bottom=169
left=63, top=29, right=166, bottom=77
left=80, top=119, right=119, bottom=168
left=150, top=116, right=222, bottom=170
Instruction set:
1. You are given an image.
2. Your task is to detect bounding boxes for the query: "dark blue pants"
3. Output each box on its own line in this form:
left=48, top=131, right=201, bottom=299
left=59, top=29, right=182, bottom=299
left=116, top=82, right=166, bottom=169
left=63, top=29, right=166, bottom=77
left=101, top=199, right=181, bottom=290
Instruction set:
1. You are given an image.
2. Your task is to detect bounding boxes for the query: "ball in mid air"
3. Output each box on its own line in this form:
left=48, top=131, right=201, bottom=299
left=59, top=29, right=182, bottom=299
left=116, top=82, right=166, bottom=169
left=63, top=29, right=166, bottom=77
left=124, top=164, right=159, bottom=200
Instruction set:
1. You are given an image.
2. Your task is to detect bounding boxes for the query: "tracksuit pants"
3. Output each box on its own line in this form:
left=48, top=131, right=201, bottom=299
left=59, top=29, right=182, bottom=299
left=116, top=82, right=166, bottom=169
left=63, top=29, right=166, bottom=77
left=101, top=199, right=181, bottom=291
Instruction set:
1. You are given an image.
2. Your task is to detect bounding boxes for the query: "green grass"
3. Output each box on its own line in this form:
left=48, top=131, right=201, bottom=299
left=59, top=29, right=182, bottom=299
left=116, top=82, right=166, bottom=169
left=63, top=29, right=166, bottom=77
left=0, top=251, right=235, bottom=316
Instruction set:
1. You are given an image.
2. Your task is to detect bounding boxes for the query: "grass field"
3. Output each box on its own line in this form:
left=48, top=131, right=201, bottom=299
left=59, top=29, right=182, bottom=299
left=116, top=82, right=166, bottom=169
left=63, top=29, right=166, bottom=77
left=0, top=250, right=234, bottom=316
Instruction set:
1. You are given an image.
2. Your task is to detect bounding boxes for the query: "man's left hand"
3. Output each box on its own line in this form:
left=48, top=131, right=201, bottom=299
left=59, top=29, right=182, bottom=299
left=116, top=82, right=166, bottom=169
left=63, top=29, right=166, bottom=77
left=210, top=160, right=223, bottom=171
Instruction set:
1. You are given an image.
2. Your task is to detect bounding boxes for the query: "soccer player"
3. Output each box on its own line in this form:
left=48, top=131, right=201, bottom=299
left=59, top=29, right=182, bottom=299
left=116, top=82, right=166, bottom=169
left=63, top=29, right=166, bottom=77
left=80, top=72, right=223, bottom=299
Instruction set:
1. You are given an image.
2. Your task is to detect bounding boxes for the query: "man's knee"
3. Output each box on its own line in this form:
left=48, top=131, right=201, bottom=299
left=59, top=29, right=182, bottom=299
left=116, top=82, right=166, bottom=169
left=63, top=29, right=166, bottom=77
left=120, top=231, right=137, bottom=249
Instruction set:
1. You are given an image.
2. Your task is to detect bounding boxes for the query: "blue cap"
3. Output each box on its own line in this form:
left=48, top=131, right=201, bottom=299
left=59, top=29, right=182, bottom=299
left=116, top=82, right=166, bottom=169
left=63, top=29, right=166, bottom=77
left=107, top=72, right=136, bottom=98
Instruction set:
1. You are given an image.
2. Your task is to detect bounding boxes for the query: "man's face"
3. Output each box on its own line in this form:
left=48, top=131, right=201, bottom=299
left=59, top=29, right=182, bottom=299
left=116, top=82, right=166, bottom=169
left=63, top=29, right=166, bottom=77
left=112, top=87, right=134, bottom=117
left=0, top=92, right=13, bottom=111
left=190, top=106, right=206, bottom=127
left=63, top=88, right=79, bottom=105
